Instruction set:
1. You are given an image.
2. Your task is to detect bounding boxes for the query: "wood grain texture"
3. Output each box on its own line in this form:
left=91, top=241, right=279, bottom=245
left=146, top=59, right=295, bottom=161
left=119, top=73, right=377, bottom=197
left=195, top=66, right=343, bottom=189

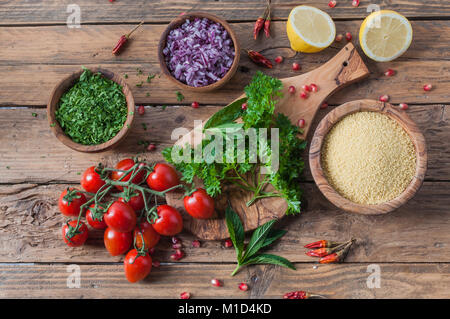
left=1, top=0, right=449, bottom=25
left=309, top=100, right=427, bottom=215
left=0, top=104, right=448, bottom=185
left=166, top=43, right=369, bottom=239
left=0, top=182, right=448, bottom=263
left=47, top=67, right=135, bottom=152
left=0, top=21, right=449, bottom=106
left=0, top=263, right=448, bottom=299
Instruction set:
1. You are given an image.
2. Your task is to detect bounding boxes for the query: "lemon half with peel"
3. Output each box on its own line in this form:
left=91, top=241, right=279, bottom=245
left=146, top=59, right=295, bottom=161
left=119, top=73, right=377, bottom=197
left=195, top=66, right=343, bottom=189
left=359, top=10, right=413, bottom=62
left=287, top=6, right=336, bottom=53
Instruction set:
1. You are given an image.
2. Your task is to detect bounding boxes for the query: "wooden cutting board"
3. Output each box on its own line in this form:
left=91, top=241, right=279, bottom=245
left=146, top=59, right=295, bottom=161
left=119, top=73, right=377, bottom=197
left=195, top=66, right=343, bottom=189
left=166, top=43, right=370, bottom=240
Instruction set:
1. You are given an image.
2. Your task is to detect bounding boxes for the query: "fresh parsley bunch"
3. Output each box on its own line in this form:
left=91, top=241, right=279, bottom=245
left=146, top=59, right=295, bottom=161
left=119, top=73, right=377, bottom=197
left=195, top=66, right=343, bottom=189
left=163, top=72, right=307, bottom=215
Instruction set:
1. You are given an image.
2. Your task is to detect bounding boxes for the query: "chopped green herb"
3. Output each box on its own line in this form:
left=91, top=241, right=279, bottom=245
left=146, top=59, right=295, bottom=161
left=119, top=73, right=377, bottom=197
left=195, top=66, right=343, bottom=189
left=129, top=111, right=134, bottom=115
left=146, top=92, right=150, bottom=97
left=176, top=91, right=184, bottom=102
left=31, top=112, right=38, bottom=117
left=76, top=172, right=81, bottom=175
left=136, top=81, right=144, bottom=87
left=136, top=68, right=143, bottom=75
left=124, top=74, right=128, bottom=79
left=147, top=74, right=156, bottom=83
left=50, top=123, right=56, bottom=127
left=55, top=68, right=127, bottom=145
left=142, top=123, right=147, bottom=130
left=161, top=105, right=167, bottom=110
left=6, top=166, right=10, bottom=169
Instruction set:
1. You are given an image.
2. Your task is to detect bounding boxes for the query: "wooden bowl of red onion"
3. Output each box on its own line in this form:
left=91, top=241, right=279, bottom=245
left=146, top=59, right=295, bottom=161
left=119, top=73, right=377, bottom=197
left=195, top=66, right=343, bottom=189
left=158, top=12, right=240, bottom=92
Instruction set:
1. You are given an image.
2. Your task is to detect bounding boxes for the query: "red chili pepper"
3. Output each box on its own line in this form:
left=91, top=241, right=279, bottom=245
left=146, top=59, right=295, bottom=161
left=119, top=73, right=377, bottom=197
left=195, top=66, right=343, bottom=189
left=264, top=4, right=271, bottom=38
left=304, top=240, right=340, bottom=249
left=306, top=241, right=349, bottom=257
left=283, top=291, right=325, bottom=299
left=112, top=21, right=144, bottom=55
left=253, top=18, right=265, bottom=40
left=247, top=50, right=273, bottom=68
left=318, top=240, right=355, bottom=264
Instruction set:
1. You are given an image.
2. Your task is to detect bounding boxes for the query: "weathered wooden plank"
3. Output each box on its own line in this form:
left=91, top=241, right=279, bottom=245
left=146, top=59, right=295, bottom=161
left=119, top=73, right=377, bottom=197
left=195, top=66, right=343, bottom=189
left=1, top=0, right=449, bottom=25
left=0, top=104, right=448, bottom=184
left=0, top=263, right=448, bottom=299
left=0, top=21, right=449, bottom=106
left=0, top=182, right=448, bottom=263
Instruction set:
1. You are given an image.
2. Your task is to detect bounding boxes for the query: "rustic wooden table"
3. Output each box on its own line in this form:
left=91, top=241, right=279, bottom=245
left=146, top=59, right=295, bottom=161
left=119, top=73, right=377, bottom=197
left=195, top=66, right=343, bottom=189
left=0, top=0, right=449, bottom=299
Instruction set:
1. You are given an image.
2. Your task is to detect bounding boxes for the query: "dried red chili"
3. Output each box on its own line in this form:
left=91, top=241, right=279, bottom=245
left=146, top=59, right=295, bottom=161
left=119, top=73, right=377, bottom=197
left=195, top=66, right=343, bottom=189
left=306, top=242, right=348, bottom=257
left=112, top=21, right=144, bottom=55
left=318, top=240, right=355, bottom=264
left=264, top=4, right=271, bottom=38
left=283, top=291, right=325, bottom=299
left=246, top=50, right=273, bottom=68
left=304, top=240, right=340, bottom=249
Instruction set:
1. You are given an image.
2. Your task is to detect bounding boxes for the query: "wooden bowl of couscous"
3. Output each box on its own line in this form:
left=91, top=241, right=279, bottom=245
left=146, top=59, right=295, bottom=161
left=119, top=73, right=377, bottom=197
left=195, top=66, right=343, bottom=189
left=309, top=99, right=427, bottom=215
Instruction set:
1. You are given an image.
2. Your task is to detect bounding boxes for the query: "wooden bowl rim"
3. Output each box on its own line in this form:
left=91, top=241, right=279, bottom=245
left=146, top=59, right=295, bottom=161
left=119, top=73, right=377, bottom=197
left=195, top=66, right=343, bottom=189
left=47, top=67, right=135, bottom=153
left=158, top=11, right=241, bottom=92
left=309, top=99, right=427, bottom=215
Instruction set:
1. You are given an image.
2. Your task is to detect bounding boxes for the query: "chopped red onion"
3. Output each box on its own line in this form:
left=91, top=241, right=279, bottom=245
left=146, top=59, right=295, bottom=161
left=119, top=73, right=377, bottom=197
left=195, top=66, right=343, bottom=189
left=163, top=17, right=235, bottom=87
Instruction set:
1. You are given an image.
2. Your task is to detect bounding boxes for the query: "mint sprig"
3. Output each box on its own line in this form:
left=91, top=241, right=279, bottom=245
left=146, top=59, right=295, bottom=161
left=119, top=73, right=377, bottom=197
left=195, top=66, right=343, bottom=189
left=226, top=205, right=295, bottom=276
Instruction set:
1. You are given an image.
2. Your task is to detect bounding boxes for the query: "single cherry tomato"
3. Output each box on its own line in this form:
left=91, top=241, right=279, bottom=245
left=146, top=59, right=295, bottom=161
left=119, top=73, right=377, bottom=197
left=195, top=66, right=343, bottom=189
left=104, top=227, right=132, bottom=256
left=152, top=205, right=183, bottom=236
left=62, top=220, right=89, bottom=247
left=134, top=220, right=160, bottom=249
left=183, top=188, right=215, bottom=219
left=146, top=163, right=180, bottom=192
left=86, top=204, right=107, bottom=230
left=118, top=191, right=145, bottom=212
left=124, top=249, right=152, bottom=283
left=58, top=188, right=87, bottom=217
left=104, top=201, right=137, bottom=233
left=80, top=166, right=105, bottom=193
left=111, top=159, right=146, bottom=191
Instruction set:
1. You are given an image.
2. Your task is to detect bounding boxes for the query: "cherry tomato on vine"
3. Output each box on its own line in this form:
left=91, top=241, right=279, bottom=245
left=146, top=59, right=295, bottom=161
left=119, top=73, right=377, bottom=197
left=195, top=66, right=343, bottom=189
left=111, top=159, right=146, bottom=191
left=134, top=220, right=160, bottom=250
left=104, top=227, right=132, bottom=256
left=104, top=201, right=137, bottom=233
left=58, top=188, right=87, bottom=217
left=183, top=188, right=215, bottom=219
left=146, top=163, right=180, bottom=192
left=152, top=205, right=183, bottom=236
left=86, top=204, right=107, bottom=230
left=118, top=191, right=145, bottom=212
left=62, top=220, right=89, bottom=247
left=80, top=166, right=105, bottom=193
left=124, top=249, right=152, bottom=283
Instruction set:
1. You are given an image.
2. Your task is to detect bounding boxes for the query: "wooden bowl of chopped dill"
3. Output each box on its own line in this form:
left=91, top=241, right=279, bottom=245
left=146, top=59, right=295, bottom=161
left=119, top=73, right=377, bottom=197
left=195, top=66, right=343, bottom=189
left=47, top=67, right=135, bottom=152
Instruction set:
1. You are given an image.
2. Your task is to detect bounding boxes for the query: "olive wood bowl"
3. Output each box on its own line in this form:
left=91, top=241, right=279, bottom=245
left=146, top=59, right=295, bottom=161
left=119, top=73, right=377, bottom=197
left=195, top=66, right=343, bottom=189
left=47, top=67, right=135, bottom=153
left=158, top=12, right=240, bottom=92
left=309, top=99, right=427, bottom=215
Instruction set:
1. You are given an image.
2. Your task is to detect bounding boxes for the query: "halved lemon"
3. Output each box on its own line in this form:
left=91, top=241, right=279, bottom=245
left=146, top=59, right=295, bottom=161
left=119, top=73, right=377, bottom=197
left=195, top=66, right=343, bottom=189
left=287, top=6, right=336, bottom=53
left=359, top=10, right=413, bottom=62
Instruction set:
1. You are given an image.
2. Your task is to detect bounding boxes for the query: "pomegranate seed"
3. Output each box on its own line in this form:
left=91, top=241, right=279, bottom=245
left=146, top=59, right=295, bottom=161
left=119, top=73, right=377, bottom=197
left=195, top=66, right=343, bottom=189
left=345, top=32, right=352, bottom=41
left=109, top=0, right=115, bottom=2
left=298, top=119, right=306, bottom=128
left=170, top=249, right=185, bottom=261
left=180, top=292, right=190, bottom=299
left=399, top=103, right=409, bottom=110
left=292, top=62, right=301, bottom=71
left=172, top=237, right=181, bottom=244
left=239, top=283, right=249, bottom=291
left=301, top=85, right=311, bottom=92
left=241, top=102, right=248, bottom=110
left=352, top=0, right=360, bottom=7
left=310, top=84, right=318, bottom=92
left=191, top=101, right=199, bottom=108
left=137, top=105, right=145, bottom=115
left=320, top=102, right=329, bottom=109
left=152, top=260, right=160, bottom=267
left=300, top=91, right=308, bottom=99
left=335, top=34, right=343, bottom=42
left=423, top=84, right=433, bottom=91
left=379, top=94, right=390, bottom=102
left=224, top=239, right=233, bottom=248
left=211, top=279, right=222, bottom=287
left=179, top=12, right=186, bottom=16
left=192, top=240, right=201, bottom=248
left=274, top=56, right=284, bottom=64
left=147, top=143, right=156, bottom=152
left=172, top=243, right=182, bottom=249
left=288, top=86, right=296, bottom=94
left=328, top=0, right=337, bottom=8
left=384, top=68, right=395, bottom=77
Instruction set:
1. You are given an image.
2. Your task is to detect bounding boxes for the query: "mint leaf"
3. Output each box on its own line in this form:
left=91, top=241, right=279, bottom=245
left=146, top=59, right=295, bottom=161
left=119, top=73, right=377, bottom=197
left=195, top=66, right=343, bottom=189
left=261, top=229, right=287, bottom=249
left=225, top=205, right=245, bottom=261
left=242, top=219, right=276, bottom=261
left=242, top=253, right=296, bottom=270
left=204, top=97, right=247, bottom=130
